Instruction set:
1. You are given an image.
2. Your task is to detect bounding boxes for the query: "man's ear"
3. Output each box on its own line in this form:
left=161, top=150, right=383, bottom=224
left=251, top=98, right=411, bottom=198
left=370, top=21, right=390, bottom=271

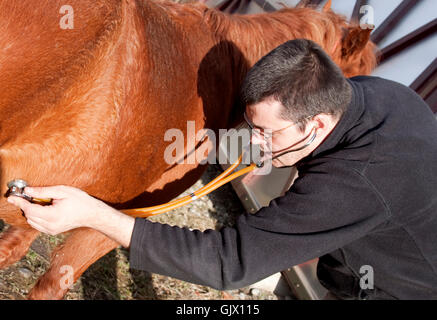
left=311, top=114, right=329, bottom=131
left=341, top=26, right=373, bottom=61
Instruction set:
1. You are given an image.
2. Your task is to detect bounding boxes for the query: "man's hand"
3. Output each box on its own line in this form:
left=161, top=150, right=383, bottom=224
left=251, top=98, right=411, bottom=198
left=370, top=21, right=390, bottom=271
left=7, top=185, right=135, bottom=247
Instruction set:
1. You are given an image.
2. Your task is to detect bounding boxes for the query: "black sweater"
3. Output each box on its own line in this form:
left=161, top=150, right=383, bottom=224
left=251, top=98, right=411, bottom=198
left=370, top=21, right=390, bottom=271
left=129, top=76, right=437, bottom=300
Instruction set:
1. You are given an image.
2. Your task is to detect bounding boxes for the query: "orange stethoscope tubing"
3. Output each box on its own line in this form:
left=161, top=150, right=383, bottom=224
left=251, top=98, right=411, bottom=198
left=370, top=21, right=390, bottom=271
left=121, top=155, right=256, bottom=218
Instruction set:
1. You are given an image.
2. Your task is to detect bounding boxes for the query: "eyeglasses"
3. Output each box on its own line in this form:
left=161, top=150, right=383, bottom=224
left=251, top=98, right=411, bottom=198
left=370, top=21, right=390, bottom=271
left=243, top=112, right=313, bottom=139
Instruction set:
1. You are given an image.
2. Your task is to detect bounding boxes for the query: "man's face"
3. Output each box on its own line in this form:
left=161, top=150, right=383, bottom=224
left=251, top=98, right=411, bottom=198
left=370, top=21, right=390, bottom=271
left=245, top=98, right=316, bottom=168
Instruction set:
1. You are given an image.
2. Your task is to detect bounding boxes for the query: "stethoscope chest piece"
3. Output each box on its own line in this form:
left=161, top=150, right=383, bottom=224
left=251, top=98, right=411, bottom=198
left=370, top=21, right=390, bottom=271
left=6, top=179, right=53, bottom=205
left=6, top=179, right=32, bottom=201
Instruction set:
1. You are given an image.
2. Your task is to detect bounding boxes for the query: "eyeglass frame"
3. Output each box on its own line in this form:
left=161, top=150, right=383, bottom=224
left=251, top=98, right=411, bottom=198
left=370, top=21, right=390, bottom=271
left=243, top=112, right=314, bottom=139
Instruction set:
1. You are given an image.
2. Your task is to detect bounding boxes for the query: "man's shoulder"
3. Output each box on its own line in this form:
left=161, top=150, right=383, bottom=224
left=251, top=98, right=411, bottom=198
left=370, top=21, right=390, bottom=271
left=348, top=75, right=434, bottom=124
left=348, top=75, right=423, bottom=101
left=348, top=75, right=407, bottom=89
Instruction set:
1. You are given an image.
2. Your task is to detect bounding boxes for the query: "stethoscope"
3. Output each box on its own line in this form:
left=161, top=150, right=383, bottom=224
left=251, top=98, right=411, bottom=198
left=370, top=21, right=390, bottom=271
left=5, top=127, right=317, bottom=217
left=255, top=127, right=317, bottom=168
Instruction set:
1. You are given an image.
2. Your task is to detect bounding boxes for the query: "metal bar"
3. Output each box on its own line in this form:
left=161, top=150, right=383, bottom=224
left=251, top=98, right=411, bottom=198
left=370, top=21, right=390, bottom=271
left=252, top=0, right=276, bottom=12
left=297, top=0, right=325, bottom=8
left=379, top=18, right=437, bottom=63
left=426, top=89, right=437, bottom=113
left=410, top=58, right=437, bottom=113
left=216, top=0, right=247, bottom=13
left=216, top=0, right=276, bottom=13
left=410, top=58, right=437, bottom=92
left=371, top=0, right=421, bottom=45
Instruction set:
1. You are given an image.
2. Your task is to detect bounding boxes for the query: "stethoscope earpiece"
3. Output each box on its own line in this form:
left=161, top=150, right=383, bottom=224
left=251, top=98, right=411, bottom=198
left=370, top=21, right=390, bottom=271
left=256, top=127, right=317, bottom=167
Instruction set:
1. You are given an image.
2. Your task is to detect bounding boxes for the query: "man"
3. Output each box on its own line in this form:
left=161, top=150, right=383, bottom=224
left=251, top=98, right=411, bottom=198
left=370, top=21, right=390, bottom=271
left=8, top=39, right=437, bottom=299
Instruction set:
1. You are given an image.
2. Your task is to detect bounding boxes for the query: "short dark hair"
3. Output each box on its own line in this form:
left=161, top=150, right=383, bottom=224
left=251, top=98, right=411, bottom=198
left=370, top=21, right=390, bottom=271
left=240, top=39, right=352, bottom=131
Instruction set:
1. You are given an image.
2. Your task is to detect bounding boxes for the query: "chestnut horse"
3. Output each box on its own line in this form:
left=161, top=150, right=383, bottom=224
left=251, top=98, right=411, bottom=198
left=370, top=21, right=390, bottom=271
left=0, top=0, right=376, bottom=299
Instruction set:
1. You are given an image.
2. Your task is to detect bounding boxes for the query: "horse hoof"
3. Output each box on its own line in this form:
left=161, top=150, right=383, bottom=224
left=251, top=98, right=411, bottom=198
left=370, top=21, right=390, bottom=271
left=28, top=286, right=66, bottom=300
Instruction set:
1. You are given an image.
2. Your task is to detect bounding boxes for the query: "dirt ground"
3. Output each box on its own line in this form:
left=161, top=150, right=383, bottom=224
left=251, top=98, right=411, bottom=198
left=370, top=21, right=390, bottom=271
left=0, top=165, right=279, bottom=300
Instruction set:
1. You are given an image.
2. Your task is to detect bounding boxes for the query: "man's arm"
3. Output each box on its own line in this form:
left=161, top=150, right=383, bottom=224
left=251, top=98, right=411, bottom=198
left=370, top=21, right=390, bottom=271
left=7, top=163, right=389, bottom=290
left=128, top=163, right=390, bottom=290
left=7, top=185, right=135, bottom=247
left=88, top=207, right=135, bottom=248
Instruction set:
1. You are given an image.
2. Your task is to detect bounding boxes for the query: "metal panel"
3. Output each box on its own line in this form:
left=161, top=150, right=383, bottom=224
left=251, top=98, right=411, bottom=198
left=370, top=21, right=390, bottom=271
left=218, top=124, right=328, bottom=300
left=282, top=259, right=328, bottom=300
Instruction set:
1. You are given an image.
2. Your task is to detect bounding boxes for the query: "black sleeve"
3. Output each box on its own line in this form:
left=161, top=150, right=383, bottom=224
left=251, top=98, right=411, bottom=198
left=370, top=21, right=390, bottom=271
left=128, top=163, right=390, bottom=290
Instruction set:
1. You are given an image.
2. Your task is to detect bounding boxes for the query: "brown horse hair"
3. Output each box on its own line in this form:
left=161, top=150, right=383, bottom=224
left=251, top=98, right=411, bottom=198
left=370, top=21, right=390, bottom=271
left=152, top=0, right=377, bottom=77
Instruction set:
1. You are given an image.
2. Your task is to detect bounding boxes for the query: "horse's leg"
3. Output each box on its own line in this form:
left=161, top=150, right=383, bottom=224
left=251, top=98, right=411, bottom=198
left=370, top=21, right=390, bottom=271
left=28, top=227, right=118, bottom=300
left=0, top=225, right=40, bottom=269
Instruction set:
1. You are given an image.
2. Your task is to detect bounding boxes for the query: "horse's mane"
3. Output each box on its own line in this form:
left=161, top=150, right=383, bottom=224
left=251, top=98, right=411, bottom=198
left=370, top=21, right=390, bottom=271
left=152, top=0, right=377, bottom=76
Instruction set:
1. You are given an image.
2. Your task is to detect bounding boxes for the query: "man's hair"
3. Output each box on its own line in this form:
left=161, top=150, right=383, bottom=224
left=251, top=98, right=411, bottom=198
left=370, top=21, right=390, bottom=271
left=240, top=39, right=352, bottom=131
